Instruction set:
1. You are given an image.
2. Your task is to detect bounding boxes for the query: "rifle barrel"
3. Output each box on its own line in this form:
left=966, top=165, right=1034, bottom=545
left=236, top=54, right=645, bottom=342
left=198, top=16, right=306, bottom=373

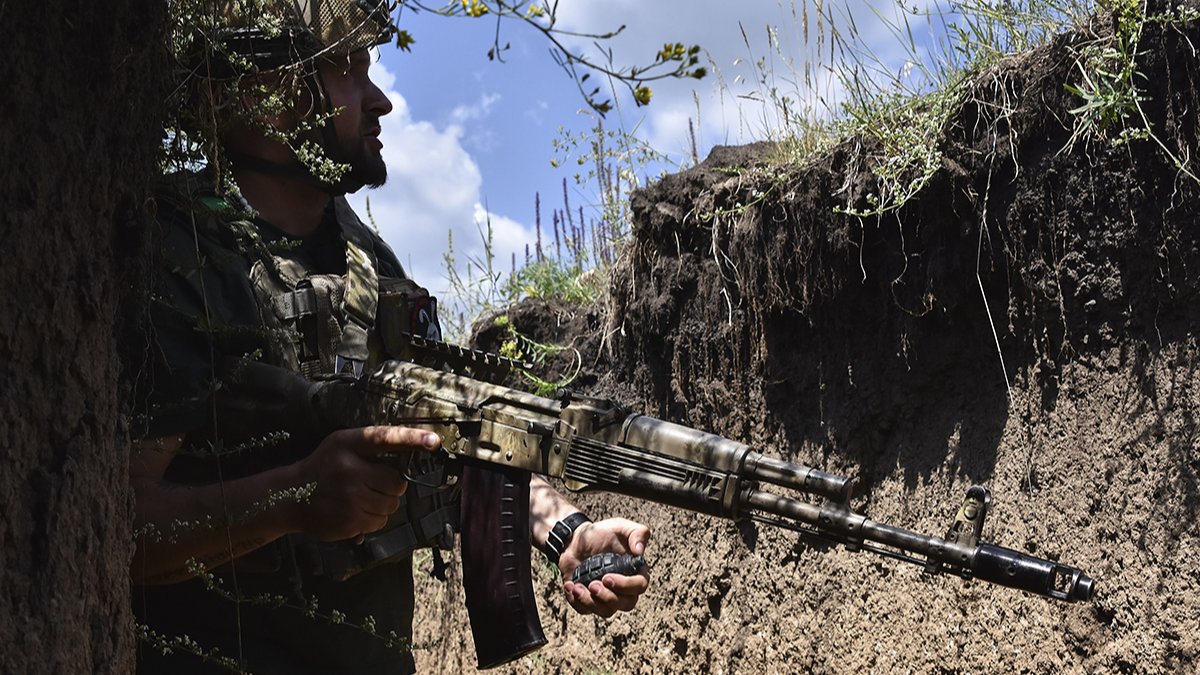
left=744, top=488, right=1095, bottom=602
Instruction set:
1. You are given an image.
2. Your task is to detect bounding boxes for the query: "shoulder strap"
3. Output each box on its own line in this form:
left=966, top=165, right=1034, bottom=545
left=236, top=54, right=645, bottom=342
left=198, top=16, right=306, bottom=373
left=331, top=197, right=380, bottom=377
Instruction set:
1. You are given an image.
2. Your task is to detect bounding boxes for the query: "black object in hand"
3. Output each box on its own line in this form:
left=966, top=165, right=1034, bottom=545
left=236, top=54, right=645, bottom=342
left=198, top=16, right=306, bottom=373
left=571, top=553, right=647, bottom=585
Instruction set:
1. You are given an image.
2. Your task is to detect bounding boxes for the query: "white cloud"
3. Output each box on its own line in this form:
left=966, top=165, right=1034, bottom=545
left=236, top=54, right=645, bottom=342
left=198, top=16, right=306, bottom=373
left=524, top=99, right=551, bottom=126
left=470, top=202, right=536, bottom=276
left=451, top=92, right=502, bottom=124
left=346, top=59, right=535, bottom=310
left=451, top=92, right=503, bottom=153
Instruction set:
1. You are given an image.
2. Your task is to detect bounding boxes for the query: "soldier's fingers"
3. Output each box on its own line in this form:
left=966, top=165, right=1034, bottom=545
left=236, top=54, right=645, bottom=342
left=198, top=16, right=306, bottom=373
left=586, top=580, right=622, bottom=605
left=601, top=571, right=650, bottom=597
left=356, top=426, right=441, bottom=456
left=628, top=524, right=650, bottom=555
left=563, top=582, right=601, bottom=616
left=582, top=582, right=622, bottom=618
left=362, top=463, right=409, bottom=497
left=594, top=590, right=639, bottom=614
left=352, top=509, right=391, bottom=534
left=611, top=520, right=651, bottom=556
left=356, top=489, right=402, bottom=517
left=588, top=518, right=651, bottom=556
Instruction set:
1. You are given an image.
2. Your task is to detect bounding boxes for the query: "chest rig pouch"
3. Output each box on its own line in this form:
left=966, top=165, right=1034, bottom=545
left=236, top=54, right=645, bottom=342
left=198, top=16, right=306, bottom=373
left=248, top=201, right=457, bottom=581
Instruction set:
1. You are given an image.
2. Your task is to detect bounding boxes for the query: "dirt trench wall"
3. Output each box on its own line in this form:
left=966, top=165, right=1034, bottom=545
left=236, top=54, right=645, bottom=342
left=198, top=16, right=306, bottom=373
left=414, top=7, right=1200, bottom=674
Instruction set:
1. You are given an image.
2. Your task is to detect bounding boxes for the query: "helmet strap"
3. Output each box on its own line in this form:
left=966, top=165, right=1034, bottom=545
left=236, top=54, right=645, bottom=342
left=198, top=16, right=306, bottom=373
left=224, top=147, right=321, bottom=185
left=312, top=68, right=348, bottom=178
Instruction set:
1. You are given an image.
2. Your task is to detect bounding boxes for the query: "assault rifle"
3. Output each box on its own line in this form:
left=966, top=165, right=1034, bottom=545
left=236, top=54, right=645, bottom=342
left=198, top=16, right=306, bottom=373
left=223, top=337, right=1094, bottom=667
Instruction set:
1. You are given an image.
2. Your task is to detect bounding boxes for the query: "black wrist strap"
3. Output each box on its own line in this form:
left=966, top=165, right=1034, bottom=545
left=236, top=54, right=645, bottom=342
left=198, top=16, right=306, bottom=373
left=544, top=512, right=590, bottom=566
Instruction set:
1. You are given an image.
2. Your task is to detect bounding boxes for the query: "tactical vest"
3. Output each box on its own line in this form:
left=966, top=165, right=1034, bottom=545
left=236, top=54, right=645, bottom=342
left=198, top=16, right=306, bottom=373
left=249, top=197, right=458, bottom=581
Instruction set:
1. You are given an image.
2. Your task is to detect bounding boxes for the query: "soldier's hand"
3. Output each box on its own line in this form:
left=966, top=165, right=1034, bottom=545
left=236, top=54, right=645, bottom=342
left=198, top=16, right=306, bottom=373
left=287, top=426, right=440, bottom=542
left=556, top=518, right=651, bottom=618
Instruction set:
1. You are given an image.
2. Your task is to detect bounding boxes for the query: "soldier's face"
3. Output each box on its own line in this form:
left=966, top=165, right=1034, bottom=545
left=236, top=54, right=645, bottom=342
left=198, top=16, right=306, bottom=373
left=317, top=49, right=393, bottom=191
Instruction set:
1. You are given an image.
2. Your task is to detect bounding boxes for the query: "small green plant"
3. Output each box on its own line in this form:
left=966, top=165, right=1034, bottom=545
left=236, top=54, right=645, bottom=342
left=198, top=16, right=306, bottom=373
left=1060, top=0, right=1200, bottom=180
left=552, top=115, right=674, bottom=235
left=825, top=0, right=1093, bottom=215
left=495, top=315, right=582, bottom=397
left=834, top=88, right=960, bottom=218
left=440, top=194, right=611, bottom=341
left=1063, top=0, right=1149, bottom=147
left=441, top=219, right=507, bottom=341
left=503, top=260, right=603, bottom=304
left=137, top=623, right=247, bottom=673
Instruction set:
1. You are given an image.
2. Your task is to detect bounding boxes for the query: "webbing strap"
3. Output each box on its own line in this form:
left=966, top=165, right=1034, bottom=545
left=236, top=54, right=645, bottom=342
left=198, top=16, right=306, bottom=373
left=333, top=197, right=379, bottom=373
left=272, top=288, right=319, bottom=320
left=291, top=501, right=459, bottom=580
left=365, top=504, right=460, bottom=562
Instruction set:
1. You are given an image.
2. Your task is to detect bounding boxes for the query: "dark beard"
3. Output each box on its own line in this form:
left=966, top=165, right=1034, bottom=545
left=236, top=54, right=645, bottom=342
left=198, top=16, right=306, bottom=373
left=324, top=144, right=386, bottom=195
left=345, top=149, right=387, bottom=191
left=320, top=119, right=387, bottom=194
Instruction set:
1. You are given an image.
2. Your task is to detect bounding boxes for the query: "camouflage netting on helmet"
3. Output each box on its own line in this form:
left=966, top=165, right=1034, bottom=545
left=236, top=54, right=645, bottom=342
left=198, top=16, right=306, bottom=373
left=309, top=0, right=396, bottom=55
left=182, top=0, right=397, bottom=76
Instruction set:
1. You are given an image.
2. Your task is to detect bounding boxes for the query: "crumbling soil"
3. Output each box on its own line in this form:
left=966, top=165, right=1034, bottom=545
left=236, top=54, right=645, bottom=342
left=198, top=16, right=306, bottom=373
left=412, top=4, right=1200, bottom=672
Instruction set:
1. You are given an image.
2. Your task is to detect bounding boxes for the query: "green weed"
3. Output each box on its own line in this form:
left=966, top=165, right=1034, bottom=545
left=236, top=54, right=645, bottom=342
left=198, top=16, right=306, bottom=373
left=495, top=315, right=583, bottom=397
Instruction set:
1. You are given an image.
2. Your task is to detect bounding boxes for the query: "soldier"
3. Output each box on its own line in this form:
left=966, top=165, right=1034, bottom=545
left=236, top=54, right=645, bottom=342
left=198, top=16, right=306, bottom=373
left=132, top=2, right=650, bottom=672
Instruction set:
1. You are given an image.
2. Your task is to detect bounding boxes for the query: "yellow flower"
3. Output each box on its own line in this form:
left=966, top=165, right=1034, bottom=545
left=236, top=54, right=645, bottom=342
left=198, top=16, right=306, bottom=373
left=525, top=4, right=545, bottom=18
left=461, top=0, right=488, bottom=17
left=657, top=42, right=685, bottom=62
left=633, top=86, right=653, bottom=106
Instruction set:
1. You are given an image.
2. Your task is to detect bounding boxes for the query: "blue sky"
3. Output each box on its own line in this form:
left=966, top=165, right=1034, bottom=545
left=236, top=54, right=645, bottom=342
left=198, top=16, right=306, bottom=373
left=344, top=1, right=925, bottom=310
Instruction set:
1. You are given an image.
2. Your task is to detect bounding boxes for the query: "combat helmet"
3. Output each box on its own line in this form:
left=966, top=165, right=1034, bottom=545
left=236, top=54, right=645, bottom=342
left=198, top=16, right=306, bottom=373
left=177, top=0, right=401, bottom=193
left=198, top=0, right=400, bottom=77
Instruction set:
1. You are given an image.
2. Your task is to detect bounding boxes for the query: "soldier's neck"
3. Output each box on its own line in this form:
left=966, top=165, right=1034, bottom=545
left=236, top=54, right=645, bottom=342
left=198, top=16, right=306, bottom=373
left=233, top=168, right=331, bottom=238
